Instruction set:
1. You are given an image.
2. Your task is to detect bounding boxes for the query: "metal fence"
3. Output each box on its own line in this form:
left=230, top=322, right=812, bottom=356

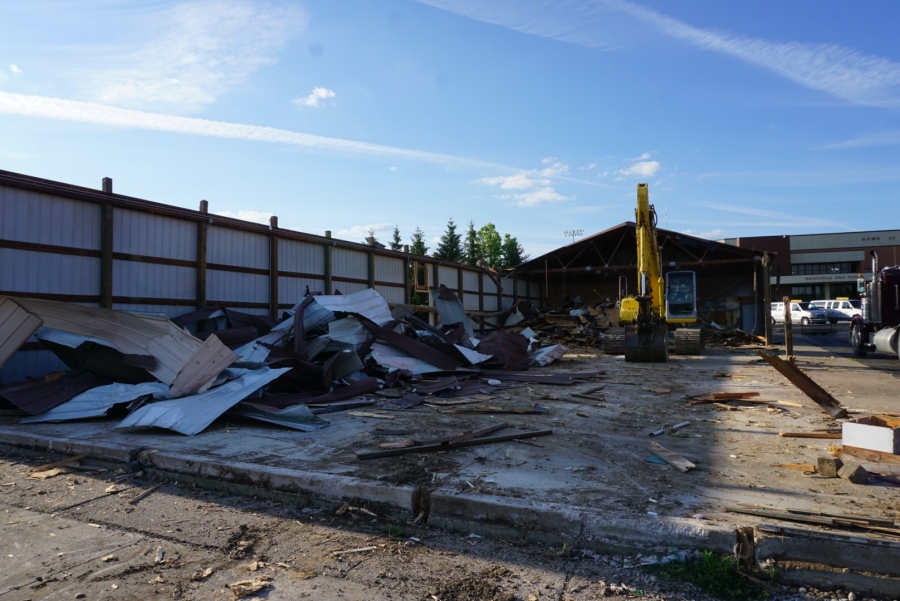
left=0, top=169, right=543, bottom=383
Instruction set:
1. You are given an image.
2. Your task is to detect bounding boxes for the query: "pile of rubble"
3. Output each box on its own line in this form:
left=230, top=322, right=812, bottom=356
left=499, top=296, right=620, bottom=349
left=0, top=287, right=589, bottom=437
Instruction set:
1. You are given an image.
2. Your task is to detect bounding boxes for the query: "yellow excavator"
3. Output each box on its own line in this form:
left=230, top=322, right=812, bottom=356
left=602, top=183, right=703, bottom=361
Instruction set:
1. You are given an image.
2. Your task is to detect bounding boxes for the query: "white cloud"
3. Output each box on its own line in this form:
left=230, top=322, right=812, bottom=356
left=683, top=228, right=724, bottom=240
left=293, top=87, right=336, bottom=108
left=504, top=187, right=569, bottom=207
left=389, top=166, right=397, bottom=171
left=418, top=0, right=900, bottom=107
left=215, top=209, right=274, bottom=224
left=9, top=64, right=22, bottom=75
left=476, top=159, right=572, bottom=206
left=618, top=160, right=661, bottom=178
left=87, top=0, right=307, bottom=112
left=0, top=92, right=515, bottom=170
left=336, top=223, right=394, bottom=240
left=539, top=157, right=569, bottom=177
left=820, top=131, right=900, bottom=150
left=477, top=172, right=549, bottom=190
left=636, top=152, right=650, bottom=160
left=581, top=162, right=596, bottom=171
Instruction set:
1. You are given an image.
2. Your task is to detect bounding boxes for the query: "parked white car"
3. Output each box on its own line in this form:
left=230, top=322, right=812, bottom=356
left=809, top=299, right=861, bottom=324
left=770, top=301, right=828, bottom=325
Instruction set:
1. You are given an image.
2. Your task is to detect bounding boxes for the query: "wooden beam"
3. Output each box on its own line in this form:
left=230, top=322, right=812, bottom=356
left=100, top=204, right=113, bottom=308
left=356, top=429, right=552, bottom=460
left=269, top=216, right=279, bottom=318
left=756, top=350, right=847, bottom=418
left=521, top=257, right=758, bottom=275
left=197, top=200, right=208, bottom=309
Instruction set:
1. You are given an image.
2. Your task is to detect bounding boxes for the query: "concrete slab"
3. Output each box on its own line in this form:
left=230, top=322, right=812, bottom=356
left=2, top=327, right=899, bottom=581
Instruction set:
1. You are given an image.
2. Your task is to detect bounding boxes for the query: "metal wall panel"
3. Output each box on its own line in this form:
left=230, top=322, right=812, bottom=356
left=375, top=285, right=405, bottom=305
left=112, top=303, right=191, bottom=319
left=207, top=270, right=269, bottom=303
left=482, top=274, right=499, bottom=296
left=0, top=186, right=100, bottom=249
left=482, top=295, right=498, bottom=312
left=463, top=271, right=480, bottom=292
left=0, top=350, right=69, bottom=385
left=112, top=260, right=195, bottom=300
left=0, top=249, right=99, bottom=295
left=207, top=225, right=269, bottom=269
left=332, top=281, right=367, bottom=295
left=113, top=209, right=197, bottom=260
left=332, top=248, right=368, bottom=279
left=279, top=239, right=324, bottom=274
left=529, top=281, right=541, bottom=301
left=373, top=255, right=405, bottom=284
left=279, top=276, right=323, bottom=305
left=463, top=295, right=480, bottom=311
left=438, top=266, right=458, bottom=289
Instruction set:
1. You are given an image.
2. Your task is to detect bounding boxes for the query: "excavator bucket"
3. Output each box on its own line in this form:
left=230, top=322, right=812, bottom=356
left=624, top=324, right=669, bottom=363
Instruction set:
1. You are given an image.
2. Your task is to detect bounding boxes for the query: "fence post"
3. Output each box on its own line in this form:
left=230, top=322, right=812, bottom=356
left=269, top=216, right=279, bottom=318
left=197, top=200, right=208, bottom=309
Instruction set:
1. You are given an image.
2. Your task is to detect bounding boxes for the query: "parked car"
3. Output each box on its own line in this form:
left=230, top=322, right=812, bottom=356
left=810, top=299, right=861, bottom=324
left=770, top=301, right=828, bottom=325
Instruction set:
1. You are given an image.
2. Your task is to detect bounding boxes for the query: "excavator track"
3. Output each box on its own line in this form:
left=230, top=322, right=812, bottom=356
left=673, top=327, right=704, bottom=355
left=624, top=324, right=669, bottom=363
left=602, top=327, right=626, bottom=356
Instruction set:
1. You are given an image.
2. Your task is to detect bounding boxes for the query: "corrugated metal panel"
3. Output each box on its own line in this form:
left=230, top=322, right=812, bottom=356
left=0, top=350, right=69, bottom=385
left=463, top=294, right=480, bottom=311
left=112, top=261, right=195, bottom=299
left=278, top=239, right=324, bottom=274
left=332, top=248, right=368, bottom=279
left=279, top=276, right=324, bottom=305
left=463, top=271, right=480, bottom=292
left=375, top=285, right=406, bottom=305
left=482, top=296, right=498, bottom=312
left=0, top=186, right=100, bottom=249
left=112, top=303, right=193, bottom=319
left=331, top=281, right=367, bottom=295
left=438, top=265, right=458, bottom=289
left=529, top=281, right=541, bottom=300
left=113, top=209, right=197, bottom=260
left=207, top=271, right=268, bottom=303
left=482, top=274, right=499, bottom=296
left=207, top=225, right=269, bottom=269
left=0, top=249, right=99, bottom=295
left=373, top=255, right=405, bottom=284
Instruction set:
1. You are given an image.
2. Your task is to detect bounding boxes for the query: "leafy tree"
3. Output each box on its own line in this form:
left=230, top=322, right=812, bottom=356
left=436, top=218, right=463, bottom=262
left=410, top=226, right=429, bottom=256
left=501, top=234, right=529, bottom=268
left=477, top=223, right=503, bottom=268
left=389, top=225, right=403, bottom=251
left=464, top=220, right=480, bottom=266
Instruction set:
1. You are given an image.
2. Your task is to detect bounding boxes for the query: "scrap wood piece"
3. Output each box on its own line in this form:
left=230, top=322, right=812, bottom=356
left=357, top=429, right=552, bottom=460
left=347, top=411, right=394, bottom=420
left=229, top=574, right=273, bottom=598
left=0, top=297, right=43, bottom=369
left=736, top=502, right=898, bottom=528
left=755, top=351, right=848, bottom=418
left=686, top=392, right=761, bottom=405
left=128, top=482, right=162, bottom=505
left=571, top=393, right=605, bottom=402
left=842, top=445, right=900, bottom=466
left=772, top=463, right=816, bottom=472
left=713, top=402, right=751, bottom=411
left=647, top=442, right=695, bottom=472
left=29, top=468, right=67, bottom=479
left=404, top=422, right=507, bottom=448
left=30, top=454, right=86, bottom=473
left=332, top=546, right=378, bottom=556
left=779, top=432, right=843, bottom=439
left=168, top=334, right=239, bottom=398
left=727, top=506, right=900, bottom=537
left=441, top=403, right=548, bottom=414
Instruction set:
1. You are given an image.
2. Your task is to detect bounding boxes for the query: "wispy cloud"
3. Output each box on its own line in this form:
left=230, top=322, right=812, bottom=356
left=215, top=209, right=274, bottom=224
left=418, top=0, right=900, bottom=107
left=0, top=92, right=514, bottom=170
left=293, top=87, right=336, bottom=108
left=690, top=202, right=851, bottom=231
left=476, top=159, right=571, bottom=206
left=9, top=64, right=22, bottom=75
left=86, top=0, right=307, bottom=112
left=618, top=160, right=660, bottom=178
left=820, top=131, right=900, bottom=150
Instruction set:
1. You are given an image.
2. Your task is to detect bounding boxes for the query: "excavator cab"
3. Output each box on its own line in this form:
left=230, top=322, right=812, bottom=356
left=665, top=271, right=697, bottom=322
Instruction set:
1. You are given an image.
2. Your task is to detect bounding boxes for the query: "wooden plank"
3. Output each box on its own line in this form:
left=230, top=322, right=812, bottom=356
left=772, top=463, right=816, bottom=472
left=779, top=432, right=843, bottom=439
left=755, top=351, right=848, bottom=418
left=30, top=454, right=86, bottom=473
left=357, top=429, right=553, bottom=460
left=269, top=216, right=279, bottom=318
left=0, top=298, right=43, bottom=368
left=100, top=203, right=114, bottom=309
left=168, top=334, right=239, bottom=398
left=732, top=507, right=900, bottom=538
left=648, top=442, right=695, bottom=472
left=571, top=393, right=605, bottom=402
left=196, top=200, right=209, bottom=309
left=381, top=423, right=508, bottom=449
left=842, top=445, right=900, bottom=466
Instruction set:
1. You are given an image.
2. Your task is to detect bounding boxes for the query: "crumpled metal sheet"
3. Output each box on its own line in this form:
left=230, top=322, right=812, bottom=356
left=432, top=285, right=474, bottom=338
left=453, top=344, right=493, bottom=365
left=20, top=381, right=169, bottom=423
left=308, top=289, right=393, bottom=326
left=530, top=344, right=568, bottom=367
left=115, top=367, right=289, bottom=436
left=369, top=343, right=442, bottom=374
left=0, top=373, right=108, bottom=415
left=229, top=403, right=329, bottom=432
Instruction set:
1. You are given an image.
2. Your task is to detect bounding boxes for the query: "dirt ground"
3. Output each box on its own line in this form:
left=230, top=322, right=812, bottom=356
left=1, top=324, right=898, bottom=600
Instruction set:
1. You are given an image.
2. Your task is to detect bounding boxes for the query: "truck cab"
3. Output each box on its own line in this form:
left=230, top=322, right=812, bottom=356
left=850, top=254, right=900, bottom=358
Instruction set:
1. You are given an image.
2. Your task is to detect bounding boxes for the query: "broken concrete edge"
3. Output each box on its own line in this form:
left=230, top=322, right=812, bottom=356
left=774, top=563, right=900, bottom=598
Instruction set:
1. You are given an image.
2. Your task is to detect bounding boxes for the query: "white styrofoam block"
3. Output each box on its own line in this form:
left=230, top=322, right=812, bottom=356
left=842, top=416, right=900, bottom=454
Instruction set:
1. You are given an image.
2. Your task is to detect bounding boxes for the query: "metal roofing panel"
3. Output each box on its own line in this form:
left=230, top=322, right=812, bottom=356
left=0, top=249, right=100, bottom=295
left=278, top=239, right=324, bottom=274
left=229, top=403, right=328, bottom=432
left=0, top=349, right=68, bottom=386
left=332, top=248, right=368, bottom=279
left=207, top=225, right=269, bottom=269
left=0, top=373, right=108, bottom=414
left=113, top=209, right=197, bottom=260
left=431, top=288, right=474, bottom=338
left=0, top=186, right=101, bottom=249
left=20, top=382, right=169, bottom=423
left=308, top=289, right=393, bottom=325
left=369, top=343, right=441, bottom=374
left=0, top=298, right=43, bottom=368
left=116, top=367, right=289, bottom=435
left=112, top=261, right=196, bottom=299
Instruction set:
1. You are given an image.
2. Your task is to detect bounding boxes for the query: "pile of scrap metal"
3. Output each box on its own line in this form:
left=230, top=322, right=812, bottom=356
left=0, top=288, right=583, bottom=436
left=498, top=295, right=621, bottom=348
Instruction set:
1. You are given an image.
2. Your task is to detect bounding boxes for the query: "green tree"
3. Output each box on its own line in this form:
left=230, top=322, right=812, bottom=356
left=477, top=223, right=503, bottom=268
left=464, top=220, right=479, bottom=266
left=501, top=233, right=529, bottom=268
left=436, top=218, right=463, bottom=262
left=389, top=225, right=403, bottom=251
left=410, top=226, right=429, bottom=256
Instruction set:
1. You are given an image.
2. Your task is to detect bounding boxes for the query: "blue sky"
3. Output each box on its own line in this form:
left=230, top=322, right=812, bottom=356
left=1, top=1, right=899, bottom=258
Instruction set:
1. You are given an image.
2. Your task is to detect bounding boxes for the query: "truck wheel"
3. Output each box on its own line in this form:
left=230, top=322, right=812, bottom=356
left=850, top=324, right=867, bottom=357
left=771, top=317, right=776, bottom=326
left=801, top=317, right=810, bottom=325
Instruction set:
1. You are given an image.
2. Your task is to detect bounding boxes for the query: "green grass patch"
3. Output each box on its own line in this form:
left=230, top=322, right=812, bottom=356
left=643, top=551, right=770, bottom=601
left=377, top=524, right=405, bottom=538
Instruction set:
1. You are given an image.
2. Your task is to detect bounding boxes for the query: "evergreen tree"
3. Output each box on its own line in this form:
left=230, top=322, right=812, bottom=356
left=464, top=220, right=479, bottom=266
left=389, top=225, right=403, bottom=251
left=410, top=227, right=429, bottom=256
left=436, top=218, right=463, bottom=262
left=477, top=223, right=503, bottom=268
left=501, top=233, right=529, bottom=268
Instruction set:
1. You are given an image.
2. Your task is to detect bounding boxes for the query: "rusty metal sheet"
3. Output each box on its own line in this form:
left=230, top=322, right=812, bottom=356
left=0, top=373, right=109, bottom=415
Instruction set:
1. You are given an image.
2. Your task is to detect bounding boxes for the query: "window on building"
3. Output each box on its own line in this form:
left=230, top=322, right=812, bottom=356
left=790, top=285, right=824, bottom=301
left=790, top=262, right=856, bottom=276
